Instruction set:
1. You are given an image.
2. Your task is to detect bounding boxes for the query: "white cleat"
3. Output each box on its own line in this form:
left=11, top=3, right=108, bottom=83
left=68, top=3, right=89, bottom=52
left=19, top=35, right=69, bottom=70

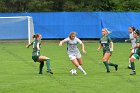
left=84, top=72, right=87, bottom=75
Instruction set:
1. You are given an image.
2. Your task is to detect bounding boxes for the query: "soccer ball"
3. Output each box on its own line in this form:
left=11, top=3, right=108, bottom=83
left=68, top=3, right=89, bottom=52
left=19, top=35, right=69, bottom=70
left=70, top=69, right=77, bottom=75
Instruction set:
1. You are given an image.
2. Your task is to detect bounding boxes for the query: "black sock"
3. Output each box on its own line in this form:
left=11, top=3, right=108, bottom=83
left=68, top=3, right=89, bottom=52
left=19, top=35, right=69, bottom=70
left=39, top=62, right=44, bottom=73
left=109, top=62, right=117, bottom=66
left=103, top=61, right=110, bottom=72
left=131, top=62, right=135, bottom=71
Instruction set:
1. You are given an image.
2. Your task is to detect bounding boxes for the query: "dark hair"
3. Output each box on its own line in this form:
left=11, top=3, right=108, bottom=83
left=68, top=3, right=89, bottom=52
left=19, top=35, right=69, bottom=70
left=129, top=26, right=135, bottom=31
left=134, top=29, right=140, bottom=36
left=32, top=34, right=40, bottom=39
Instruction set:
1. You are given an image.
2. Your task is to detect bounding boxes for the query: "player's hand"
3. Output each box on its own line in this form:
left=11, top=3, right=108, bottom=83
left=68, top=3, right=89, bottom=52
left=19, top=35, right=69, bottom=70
left=130, top=48, right=133, bottom=50
left=59, top=43, right=62, bottom=46
left=82, top=50, right=87, bottom=54
left=26, top=45, right=29, bottom=48
left=125, top=40, right=127, bottom=42
left=110, top=48, right=113, bottom=52
left=97, top=48, right=100, bottom=51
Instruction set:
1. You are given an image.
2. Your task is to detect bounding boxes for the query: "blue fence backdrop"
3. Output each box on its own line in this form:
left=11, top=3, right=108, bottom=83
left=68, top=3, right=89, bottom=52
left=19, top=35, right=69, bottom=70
left=0, top=12, right=140, bottom=39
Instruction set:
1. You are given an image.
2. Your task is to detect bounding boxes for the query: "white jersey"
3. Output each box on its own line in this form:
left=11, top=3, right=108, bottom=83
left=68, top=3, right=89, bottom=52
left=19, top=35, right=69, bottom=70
left=63, top=37, right=82, bottom=54
left=129, top=32, right=136, bottom=48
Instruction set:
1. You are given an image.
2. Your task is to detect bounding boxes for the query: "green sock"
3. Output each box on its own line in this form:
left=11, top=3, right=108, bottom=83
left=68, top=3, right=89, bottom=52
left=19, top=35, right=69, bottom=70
left=131, top=62, right=135, bottom=71
left=39, top=62, right=44, bottom=73
left=46, top=59, right=51, bottom=72
left=109, top=62, right=116, bottom=66
left=103, top=61, right=110, bottom=72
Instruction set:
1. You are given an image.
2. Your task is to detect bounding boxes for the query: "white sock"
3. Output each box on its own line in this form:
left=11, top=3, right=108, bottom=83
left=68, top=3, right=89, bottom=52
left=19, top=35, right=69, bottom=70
left=77, top=66, right=87, bottom=75
left=129, top=58, right=131, bottom=67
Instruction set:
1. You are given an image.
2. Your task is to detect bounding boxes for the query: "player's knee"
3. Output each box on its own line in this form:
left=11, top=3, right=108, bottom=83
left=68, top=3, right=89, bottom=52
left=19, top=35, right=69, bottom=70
left=46, top=58, right=50, bottom=62
left=74, top=62, right=79, bottom=67
left=130, top=58, right=134, bottom=62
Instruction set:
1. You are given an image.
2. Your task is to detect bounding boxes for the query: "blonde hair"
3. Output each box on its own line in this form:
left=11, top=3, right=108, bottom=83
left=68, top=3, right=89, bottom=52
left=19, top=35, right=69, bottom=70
left=102, top=28, right=111, bottom=34
left=69, top=32, right=77, bottom=38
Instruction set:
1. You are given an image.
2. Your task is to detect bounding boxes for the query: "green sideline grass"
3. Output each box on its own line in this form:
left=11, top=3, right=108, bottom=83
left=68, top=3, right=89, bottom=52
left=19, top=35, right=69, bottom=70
left=0, top=42, right=140, bottom=93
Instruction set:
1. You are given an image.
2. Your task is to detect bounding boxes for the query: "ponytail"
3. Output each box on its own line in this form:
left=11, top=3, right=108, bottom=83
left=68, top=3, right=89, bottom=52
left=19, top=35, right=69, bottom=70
left=130, top=26, right=135, bottom=31
left=32, top=34, right=41, bottom=39
left=32, top=34, right=36, bottom=39
left=134, top=29, right=140, bottom=36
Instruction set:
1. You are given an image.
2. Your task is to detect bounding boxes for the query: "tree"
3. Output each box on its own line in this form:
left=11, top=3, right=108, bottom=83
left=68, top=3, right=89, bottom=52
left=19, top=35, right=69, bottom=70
left=0, top=0, right=139, bottom=12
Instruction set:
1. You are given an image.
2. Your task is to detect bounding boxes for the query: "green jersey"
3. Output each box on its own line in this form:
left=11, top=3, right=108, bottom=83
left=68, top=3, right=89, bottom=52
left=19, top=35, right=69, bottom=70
left=31, top=39, right=41, bottom=62
left=135, top=37, right=140, bottom=56
left=100, top=35, right=112, bottom=53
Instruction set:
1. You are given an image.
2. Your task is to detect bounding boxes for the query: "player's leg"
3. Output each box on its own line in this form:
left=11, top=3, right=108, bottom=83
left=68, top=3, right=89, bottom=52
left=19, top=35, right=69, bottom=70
left=103, top=52, right=111, bottom=72
left=108, top=52, right=118, bottom=71
left=76, top=53, right=83, bottom=65
left=69, top=55, right=86, bottom=75
left=77, top=58, right=87, bottom=75
left=77, top=58, right=83, bottom=65
left=32, top=56, right=44, bottom=74
left=38, top=61, right=44, bottom=74
left=108, top=60, right=118, bottom=71
left=71, top=59, right=87, bottom=75
left=129, top=54, right=138, bottom=75
left=128, top=50, right=134, bottom=69
left=38, top=56, right=53, bottom=74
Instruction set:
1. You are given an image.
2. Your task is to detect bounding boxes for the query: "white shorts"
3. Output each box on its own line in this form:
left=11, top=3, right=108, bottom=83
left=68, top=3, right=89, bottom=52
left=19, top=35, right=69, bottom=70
left=68, top=53, right=81, bottom=60
left=131, top=49, right=136, bottom=53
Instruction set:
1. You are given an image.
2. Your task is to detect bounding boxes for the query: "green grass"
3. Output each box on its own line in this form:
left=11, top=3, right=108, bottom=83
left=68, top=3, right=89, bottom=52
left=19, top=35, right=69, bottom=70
left=0, top=41, right=140, bottom=93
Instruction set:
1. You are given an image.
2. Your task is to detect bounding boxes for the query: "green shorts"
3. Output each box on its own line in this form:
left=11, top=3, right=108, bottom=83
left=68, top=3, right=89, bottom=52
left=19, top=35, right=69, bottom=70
left=32, top=55, right=39, bottom=62
left=132, top=54, right=139, bottom=59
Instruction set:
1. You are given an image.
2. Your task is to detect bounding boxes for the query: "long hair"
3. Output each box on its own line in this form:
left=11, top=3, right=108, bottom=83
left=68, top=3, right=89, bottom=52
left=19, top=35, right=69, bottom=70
left=32, top=34, right=41, bottom=39
left=69, top=32, right=77, bottom=39
left=102, top=28, right=111, bottom=34
left=129, top=26, right=135, bottom=31
left=134, top=29, right=140, bottom=36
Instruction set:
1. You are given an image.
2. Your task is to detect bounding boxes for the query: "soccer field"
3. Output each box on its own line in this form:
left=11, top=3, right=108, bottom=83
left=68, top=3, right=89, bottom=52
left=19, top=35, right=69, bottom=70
left=0, top=41, right=140, bottom=93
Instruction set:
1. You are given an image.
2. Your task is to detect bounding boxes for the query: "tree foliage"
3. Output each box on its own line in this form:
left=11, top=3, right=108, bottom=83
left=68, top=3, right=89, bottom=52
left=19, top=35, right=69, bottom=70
left=0, top=0, right=140, bottom=12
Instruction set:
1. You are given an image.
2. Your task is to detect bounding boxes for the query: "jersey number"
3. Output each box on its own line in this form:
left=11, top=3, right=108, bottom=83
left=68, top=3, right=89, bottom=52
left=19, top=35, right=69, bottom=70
left=33, top=42, right=36, bottom=49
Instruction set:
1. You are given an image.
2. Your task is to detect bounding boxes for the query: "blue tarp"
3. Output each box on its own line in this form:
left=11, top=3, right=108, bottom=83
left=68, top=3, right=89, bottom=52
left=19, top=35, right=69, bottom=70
left=0, top=12, right=140, bottom=39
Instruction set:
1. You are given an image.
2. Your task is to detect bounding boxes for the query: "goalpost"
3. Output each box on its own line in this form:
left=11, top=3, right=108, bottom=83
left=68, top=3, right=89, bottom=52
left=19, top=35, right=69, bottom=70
left=27, top=16, right=35, bottom=44
left=0, top=16, right=35, bottom=44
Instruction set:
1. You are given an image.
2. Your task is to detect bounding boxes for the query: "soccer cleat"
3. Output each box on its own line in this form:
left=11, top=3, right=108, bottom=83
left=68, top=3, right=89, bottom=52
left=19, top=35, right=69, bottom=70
left=115, top=65, right=118, bottom=71
left=130, top=71, right=136, bottom=75
left=107, top=71, right=110, bottom=73
left=127, top=66, right=132, bottom=69
left=39, top=72, right=43, bottom=74
left=47, top=70, right=53, bottom=74
left=84, top=72, right=87, bottom=75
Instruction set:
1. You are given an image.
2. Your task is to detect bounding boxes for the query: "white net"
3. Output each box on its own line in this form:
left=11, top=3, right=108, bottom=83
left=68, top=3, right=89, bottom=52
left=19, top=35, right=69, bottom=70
left=0, top=16, right=35, bottom=44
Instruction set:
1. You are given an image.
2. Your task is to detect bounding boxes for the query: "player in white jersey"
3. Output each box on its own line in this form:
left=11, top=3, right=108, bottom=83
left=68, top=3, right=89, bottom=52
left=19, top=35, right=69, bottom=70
left=59, top=32, right=87, bottom=75
left=125, top=26, right=136, bottom=69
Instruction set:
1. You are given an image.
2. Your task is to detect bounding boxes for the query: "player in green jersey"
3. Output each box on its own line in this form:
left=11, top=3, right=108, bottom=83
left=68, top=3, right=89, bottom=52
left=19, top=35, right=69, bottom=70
left=97, top=28, right=118, bottom=73
left=129, top=30, right=140, bottom=75
left=26, top=34, right=53, bottom=74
